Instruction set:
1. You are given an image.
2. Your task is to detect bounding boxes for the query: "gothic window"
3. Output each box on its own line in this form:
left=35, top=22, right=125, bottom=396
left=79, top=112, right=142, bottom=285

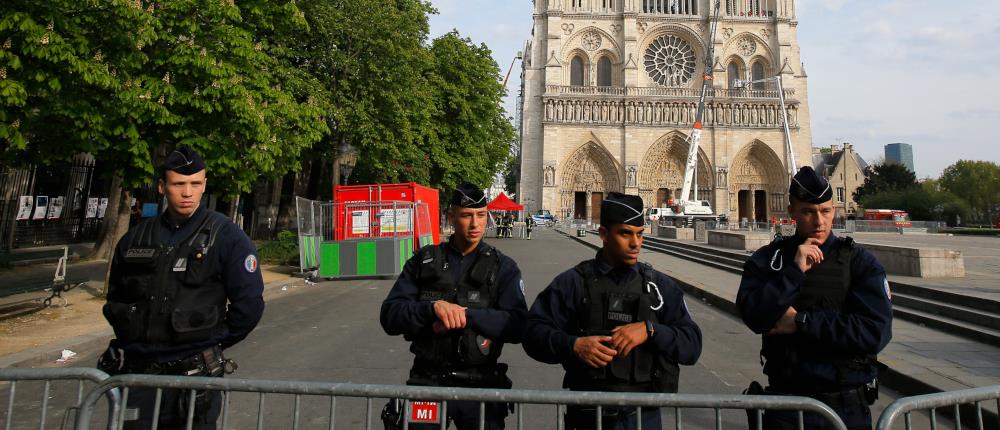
left=751, top=61, right=765, bottom=90
left=643, top=35, right=696, bottom=87
left=727, top=62, right=742, bottom=89
left=571, top=56, right=585, bottom=86
left=597, top=57, right=613, bottom=86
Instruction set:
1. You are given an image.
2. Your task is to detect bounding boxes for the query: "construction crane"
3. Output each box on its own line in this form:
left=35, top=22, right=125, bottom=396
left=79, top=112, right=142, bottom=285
left=734, top=74, right=797, bottom=177
left=501, top=51, right=524, bottom=90
left=661, top=0, right=722, bottom=226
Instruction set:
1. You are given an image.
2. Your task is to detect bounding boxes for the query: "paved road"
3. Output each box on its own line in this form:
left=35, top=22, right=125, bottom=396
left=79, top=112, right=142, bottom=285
left=2, top=229, right=944, bottom=429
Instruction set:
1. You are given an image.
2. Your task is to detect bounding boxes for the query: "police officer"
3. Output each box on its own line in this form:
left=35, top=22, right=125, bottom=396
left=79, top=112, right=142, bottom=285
left=524, top=193, right=702, bottom=430
left=525, top=215, right=535, bottom=240
left=736, top=166, right=892, bottom=430
left=380, top=183, right=528, bottom=430
left=99, top=145, right=265, bottom=429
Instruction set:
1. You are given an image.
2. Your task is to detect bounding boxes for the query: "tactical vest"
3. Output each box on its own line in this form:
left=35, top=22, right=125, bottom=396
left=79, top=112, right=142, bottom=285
left=569, top=261, right=680, bottom=393
left=103, top=210, right=228, bottom=348
left=409, top=243, right=502, bottom=370
left=762, top=237, right=875, bottom=384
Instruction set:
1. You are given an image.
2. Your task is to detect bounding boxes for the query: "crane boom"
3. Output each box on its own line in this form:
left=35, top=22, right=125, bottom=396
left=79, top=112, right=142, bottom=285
left=678, top=0, right=721, bottom=206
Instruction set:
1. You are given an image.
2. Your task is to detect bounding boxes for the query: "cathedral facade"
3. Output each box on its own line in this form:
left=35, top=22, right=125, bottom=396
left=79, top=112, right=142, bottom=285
left=518, top=0, right=813, bottom=223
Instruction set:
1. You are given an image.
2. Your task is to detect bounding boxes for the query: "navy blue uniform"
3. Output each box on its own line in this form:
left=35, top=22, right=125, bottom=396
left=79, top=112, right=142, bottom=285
left=381, top=239, right=528, bottom=429
left=107, top=206, right=266, bottom=361
left=736, top=233, right=892, bottom=429
left=525, top=251, right=702, bottom=430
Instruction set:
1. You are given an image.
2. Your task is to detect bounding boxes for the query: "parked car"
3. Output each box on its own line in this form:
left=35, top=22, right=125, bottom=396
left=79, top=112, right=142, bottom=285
left=531, top=210, right=556, bottom=226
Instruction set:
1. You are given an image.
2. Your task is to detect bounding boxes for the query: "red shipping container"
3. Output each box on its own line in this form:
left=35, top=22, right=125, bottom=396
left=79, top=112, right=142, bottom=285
left=332, top=183, right=440, bottom=246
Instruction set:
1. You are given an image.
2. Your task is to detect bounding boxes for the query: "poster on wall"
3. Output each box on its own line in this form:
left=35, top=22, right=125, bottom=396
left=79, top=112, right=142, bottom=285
left=351, top=210, right=370, bottom=235
left=85, top=198, right=99, bottom=218
left=379, top=208, right=412, bottom=233
left=46, top=196, right=65, bottom=219
left=97, top=198, right=109, bottom=218
left=32, top=196, right=49, bottom=220
left=16, top=196, right=33, bottom=220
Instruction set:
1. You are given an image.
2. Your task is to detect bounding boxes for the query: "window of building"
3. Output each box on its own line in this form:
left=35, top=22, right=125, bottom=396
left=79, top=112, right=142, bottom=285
left=728, top=62, right=741, bottom=89
left=597, top=57, right=613, bottom=86
left=571, top=56, right=585, bottom=86
left=751, top=61, right=765, bottom=90
left=837, top=187, right=845, bottom=203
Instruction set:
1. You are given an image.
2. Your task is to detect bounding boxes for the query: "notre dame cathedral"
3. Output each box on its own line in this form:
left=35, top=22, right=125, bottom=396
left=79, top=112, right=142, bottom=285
left=518, top=0, right=813, bottom=223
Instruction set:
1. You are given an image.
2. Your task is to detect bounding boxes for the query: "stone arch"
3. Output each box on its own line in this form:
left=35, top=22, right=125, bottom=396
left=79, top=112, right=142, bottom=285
left=724, top=55, right=747, bottom=88
left=728, top=140, right=787, bottom=222
left=565, top=48, right=591, bottom=86
left=558, top=141, right=623, bottom=222
left=593, top=49, right=621, bottom=87
left=637, top=132, right=714, bottom=208
left=563, top=26, right=621, bottom=61
left=722, top=32, right=775, bottom=66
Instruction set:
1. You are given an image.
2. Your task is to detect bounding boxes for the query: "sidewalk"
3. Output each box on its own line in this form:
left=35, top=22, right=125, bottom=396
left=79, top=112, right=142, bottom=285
left=557, top=229, right=1000, bottom=396
left=0, top=262, right=305, bottom=368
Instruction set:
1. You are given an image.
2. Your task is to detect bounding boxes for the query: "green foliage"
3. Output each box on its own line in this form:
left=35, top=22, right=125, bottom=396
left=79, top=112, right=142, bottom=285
left=424, top=31, right=515, bottom=196
left=860, top=181, right=970, bottom=225
left=939, top=160, right=1000, bottom=224
left=853, top=162, right=918, bottom=205
left=257, top=230, right=299, bottom=265
left=1, top=0, right=328, bottom=194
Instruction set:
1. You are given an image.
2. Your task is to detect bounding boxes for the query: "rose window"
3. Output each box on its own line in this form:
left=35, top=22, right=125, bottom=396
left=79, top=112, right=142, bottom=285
left=643, top=35, right=696, bottom=87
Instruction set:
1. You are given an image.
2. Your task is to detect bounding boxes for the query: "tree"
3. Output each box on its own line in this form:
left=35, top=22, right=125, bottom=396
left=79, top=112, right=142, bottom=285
left=423, top=31, right=515, bottom=196
left=2, top=1, right=328, bottom=259
left=853, top=162, right=918, bottom=205
left=861, top=182, right=970, bottom=225
left=940, top=160, right=1000, bottom=224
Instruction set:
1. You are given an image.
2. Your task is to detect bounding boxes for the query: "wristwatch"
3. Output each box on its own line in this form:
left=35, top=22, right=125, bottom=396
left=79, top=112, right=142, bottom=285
left=645, top=320, right=655, bottom=339
left=794, top=312, right=808, bottom=330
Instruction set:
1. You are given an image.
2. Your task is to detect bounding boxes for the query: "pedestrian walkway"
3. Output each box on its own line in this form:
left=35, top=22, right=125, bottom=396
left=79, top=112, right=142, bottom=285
left=558, top=229, right=1000, bottom=396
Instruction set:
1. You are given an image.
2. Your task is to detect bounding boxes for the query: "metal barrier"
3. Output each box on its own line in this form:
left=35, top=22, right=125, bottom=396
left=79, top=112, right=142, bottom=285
left=0, top=367, right=120, bottom=430
left=876, top=384, right=1000, bottom=430
left=74, top=374, right=847, bottom=430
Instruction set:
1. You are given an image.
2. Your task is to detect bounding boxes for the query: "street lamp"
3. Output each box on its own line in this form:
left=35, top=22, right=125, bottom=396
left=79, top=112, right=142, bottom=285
left=338, top=142, right=358, bottom=184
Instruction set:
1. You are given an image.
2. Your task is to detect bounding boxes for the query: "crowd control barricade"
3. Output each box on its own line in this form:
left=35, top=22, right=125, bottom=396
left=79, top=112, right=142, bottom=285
left=296, top=197, right=435, bottom=279
left=1, top=367, right=120, bottom=430
left=74, top=374, right=847, bottom=430
left=876, top=384, right=1000, bottom=430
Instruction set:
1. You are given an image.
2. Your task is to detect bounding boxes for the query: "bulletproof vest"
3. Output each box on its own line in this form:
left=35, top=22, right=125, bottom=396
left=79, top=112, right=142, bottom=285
left=569, top=260, right=680, bottom=393
left=410, top=243, right=502, bottom=369
left=762, top=237, right=874, bottom=383
left=103, top=210, right=228, bottom=347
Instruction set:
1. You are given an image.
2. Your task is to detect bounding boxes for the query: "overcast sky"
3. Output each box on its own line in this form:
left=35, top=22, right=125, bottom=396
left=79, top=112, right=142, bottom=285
left=427, top=0, right=1000, bottom=178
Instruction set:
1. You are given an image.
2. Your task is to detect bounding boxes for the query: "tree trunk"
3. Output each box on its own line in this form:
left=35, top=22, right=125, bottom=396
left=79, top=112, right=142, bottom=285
left=88, top=174, right=131, bottom=261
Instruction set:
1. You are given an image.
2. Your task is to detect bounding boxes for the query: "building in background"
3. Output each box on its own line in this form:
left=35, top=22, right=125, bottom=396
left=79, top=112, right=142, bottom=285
left=813, top=143, right=868, bottom=220
left=518, top=0, right=814, bottom=224
left=884, top=142, right=914, bottom=173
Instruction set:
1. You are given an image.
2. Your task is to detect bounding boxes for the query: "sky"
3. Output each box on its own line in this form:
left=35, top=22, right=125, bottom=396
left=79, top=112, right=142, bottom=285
left=426, top=0, right=1000, bottom=178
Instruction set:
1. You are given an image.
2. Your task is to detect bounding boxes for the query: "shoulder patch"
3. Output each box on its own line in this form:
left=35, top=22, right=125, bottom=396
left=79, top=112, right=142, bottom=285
left=519, top=279, right=525, bottom=297
left=883, top=277, right=892, bottom=300
left=244, top=255, right=258, bottom=273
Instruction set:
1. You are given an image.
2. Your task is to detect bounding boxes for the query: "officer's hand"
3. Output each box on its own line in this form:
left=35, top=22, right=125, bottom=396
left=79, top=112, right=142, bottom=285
left=794, top=239, right=825, bottom=272
left=573, top=336, right=618, bottom=368
left=767, top=307, right=798, bottom=335
left=431, top=321, right=447, bottom=335
left=433, top=300, right=467, bottom=330
left=610, top=322, right=648, bottom=358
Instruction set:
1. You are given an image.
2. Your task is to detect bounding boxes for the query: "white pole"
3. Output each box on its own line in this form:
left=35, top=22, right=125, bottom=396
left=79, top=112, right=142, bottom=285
left=776, top=76, right=797, bottom=176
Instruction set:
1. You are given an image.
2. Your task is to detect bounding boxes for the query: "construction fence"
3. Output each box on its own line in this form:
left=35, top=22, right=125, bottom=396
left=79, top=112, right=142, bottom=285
left=3, top=368, right=998, bottom=430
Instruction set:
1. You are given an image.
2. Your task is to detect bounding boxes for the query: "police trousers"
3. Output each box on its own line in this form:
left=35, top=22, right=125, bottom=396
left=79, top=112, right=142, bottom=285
left=763, top=390, right=872, bottom=430
left=406, top=400, right=508, bottom=430
left=565, top=406, right=661, bottom=430
left=123, top=385, right=222, bottom=430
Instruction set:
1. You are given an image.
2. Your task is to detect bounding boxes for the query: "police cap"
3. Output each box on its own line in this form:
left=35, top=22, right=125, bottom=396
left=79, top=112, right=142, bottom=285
left=789, top=166, right=833, bottom=204
left=600, top=192, right=644, bottom=227
left=161, top=144, right=206, bottom=176
left=450, top=182, right=488, bottom=209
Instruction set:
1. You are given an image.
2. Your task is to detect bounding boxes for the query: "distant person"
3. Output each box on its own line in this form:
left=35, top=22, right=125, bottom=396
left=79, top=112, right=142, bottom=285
left=736, top=166, right=892, bottom=430
left=99, top=145, right=265, bottom=429
left=524, top=193, right=702, bottom=430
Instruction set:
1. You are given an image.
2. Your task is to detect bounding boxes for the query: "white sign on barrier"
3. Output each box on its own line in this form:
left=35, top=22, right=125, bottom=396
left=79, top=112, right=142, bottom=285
left=32, top=196, right=48, bottom=220
left=46, top=196, right=64, bottom=219
left=85, top=198, right=99, bottom=218
left=380, top=208, right=412, bottom=233
left=15, top=196, right=33, bottom=220
left=351, top=210, right=369, bottom=234
left=97, top=198, right=109, bottom=218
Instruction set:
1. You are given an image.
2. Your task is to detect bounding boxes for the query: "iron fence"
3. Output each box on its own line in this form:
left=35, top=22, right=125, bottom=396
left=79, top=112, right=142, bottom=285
left=0, top=367, right=121, bottom=430
left=74, top=374, right=848, bottom=430
left=875, top=384, right=1000, bottom=430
